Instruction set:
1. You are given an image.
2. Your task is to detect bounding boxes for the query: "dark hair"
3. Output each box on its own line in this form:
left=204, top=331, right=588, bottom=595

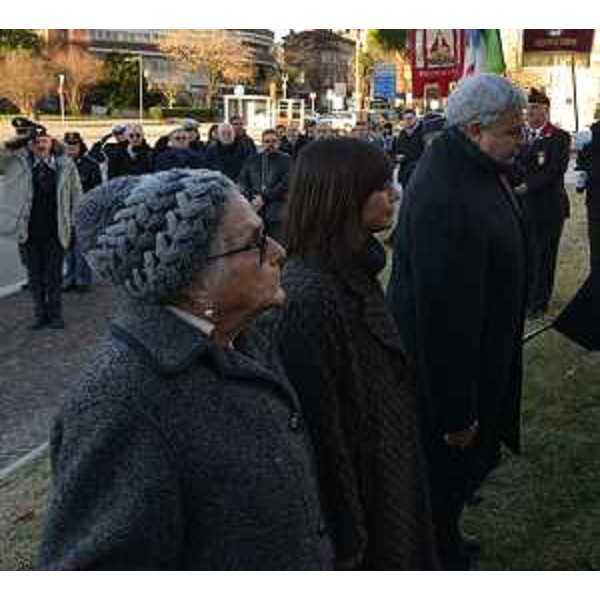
left=262, top=129, right=277, bottom=139
left=285, top=138, right=392, bottom=269
left=208, top=124, right=219, bottom=140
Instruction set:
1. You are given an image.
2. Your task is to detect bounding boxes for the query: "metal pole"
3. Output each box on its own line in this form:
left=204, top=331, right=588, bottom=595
left=571, top=53, right=579, bottom=131
left=139, top=55, right=144, bottom=124
left=355, top=32, right=361, bottom=112
left=58, top=74, right=65, bottom=125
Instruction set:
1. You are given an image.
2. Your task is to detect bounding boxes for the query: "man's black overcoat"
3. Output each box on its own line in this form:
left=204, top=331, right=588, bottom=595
left=386, top=127, right=528, bottom=484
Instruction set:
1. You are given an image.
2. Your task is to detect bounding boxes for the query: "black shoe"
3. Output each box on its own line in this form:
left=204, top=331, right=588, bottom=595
left=62, top=283, right=77, bottom=293
left=75, top=285, right=90, bottom=294
left=30, top=316, right=48, bottom=331
left=47, top=317, right=65, bottom=330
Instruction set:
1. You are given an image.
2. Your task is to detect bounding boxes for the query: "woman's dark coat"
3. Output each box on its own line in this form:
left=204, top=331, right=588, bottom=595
left=39, top=303, right=333, bottom=570
left=154, top=147, right=206, bottom=173
left=260, top=245, right=438, bottom=570
left=386, top=127, right=527, bottom=488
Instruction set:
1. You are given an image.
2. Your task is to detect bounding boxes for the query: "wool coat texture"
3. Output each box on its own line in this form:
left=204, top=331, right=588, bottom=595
left=39, top=301, right=333, bottom=570
left=260, top=242, right=439, bottom=570
left=386, top=127, right=528, bottom=491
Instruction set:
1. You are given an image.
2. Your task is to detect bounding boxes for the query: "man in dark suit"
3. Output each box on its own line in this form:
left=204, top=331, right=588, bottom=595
left=386, top=74, right=528, bottom=569
left=238, top=129, right=291, bottom=243
left=515, top=89, right=571, bottom=319
left=394, top=109, right=424, bottom=187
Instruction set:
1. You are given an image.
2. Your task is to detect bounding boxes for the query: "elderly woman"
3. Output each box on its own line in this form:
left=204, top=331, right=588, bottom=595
left=386, top=74, right=528, bottom=568
left=259, top=138, right=438, bottom=570
left=38, top=169, right=333, bottom=570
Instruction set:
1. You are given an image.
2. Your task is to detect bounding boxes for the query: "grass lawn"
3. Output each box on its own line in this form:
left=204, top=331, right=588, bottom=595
left=0, top=191, right=598, bottom=570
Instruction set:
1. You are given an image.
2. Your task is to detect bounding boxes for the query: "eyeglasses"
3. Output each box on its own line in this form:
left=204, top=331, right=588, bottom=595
left=207, top=228, right=269, bottom=265
left=129, top=133, right=143, bottom=139
left=172, top=137, right=187, bottom=142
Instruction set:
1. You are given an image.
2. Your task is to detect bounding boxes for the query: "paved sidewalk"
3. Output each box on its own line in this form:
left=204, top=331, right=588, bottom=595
left=0, top=284, right=115, bottom=470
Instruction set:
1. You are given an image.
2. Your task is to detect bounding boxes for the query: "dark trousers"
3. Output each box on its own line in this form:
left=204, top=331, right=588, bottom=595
left=589, top=219, right=600, bottom=273
left=21, top=239, right=64, bottom=321
left=64, top=233, right=92, bottom=287
left=424, top=440, right=472, bottom=568
left=528, top=219, right=564, bottom=313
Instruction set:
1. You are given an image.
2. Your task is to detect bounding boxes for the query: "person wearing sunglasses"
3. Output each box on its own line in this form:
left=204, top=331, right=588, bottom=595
left=107, top=124, right=154, bottom=178
left=39, top=168, right=333, bottom=570
left=154, top=127, right=206, bottom=173
left=259, top=137, right=437, bottom=570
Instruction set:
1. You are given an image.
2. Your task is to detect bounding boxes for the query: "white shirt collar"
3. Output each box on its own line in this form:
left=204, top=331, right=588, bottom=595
left=167, top=305, right=215, bottom=337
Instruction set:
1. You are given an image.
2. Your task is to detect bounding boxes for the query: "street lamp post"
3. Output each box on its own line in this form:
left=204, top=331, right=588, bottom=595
left=138, top=55, right=144, bottom=124
left=58, top=74, right=65, bottom=125
left=281, top=73, right=289, bottom=100
left=127, top=55, right=144, bottom=123
left=309, top=92, right=316, bottom=117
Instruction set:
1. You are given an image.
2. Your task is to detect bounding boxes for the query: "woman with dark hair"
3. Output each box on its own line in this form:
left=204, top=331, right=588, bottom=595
left=260, top=138, right=438, bottom=570
left=207, top=123, right=220, bottom=149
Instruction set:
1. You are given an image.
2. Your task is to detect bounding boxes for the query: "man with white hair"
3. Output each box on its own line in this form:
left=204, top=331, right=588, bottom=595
left=386, top=74, right=528, bottom=569
left=206, top=123, right=249, bottom=181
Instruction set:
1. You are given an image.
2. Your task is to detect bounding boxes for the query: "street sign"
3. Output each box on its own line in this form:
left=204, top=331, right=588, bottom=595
left=373, top=62, right=397, bottom=101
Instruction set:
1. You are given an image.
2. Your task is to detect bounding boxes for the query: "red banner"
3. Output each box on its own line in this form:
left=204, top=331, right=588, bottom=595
left=409, top=29, right=464, bottom=98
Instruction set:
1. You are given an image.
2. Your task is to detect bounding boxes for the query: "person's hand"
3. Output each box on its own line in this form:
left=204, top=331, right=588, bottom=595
left=514, top=183, right=528, bottom=196
left=5, top=133, right=32, bottom=151
left=252, top=195, right=265, bottom=211
left=444, top=420, right=478, bottom=448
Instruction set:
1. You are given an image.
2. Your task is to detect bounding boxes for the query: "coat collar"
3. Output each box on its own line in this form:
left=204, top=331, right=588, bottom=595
left=337, top=242, right=407, bottom=355
left=110, top=299, right=301, bottom=409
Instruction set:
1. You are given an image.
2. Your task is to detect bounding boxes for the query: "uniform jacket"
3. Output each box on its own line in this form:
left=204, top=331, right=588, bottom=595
left=516, top=122, right=571, bottom=224
left=0, top=143, right=82, bottom=249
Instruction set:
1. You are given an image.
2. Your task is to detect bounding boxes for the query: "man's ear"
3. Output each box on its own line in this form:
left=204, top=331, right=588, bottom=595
left=464, top=121, right=483, bottom=141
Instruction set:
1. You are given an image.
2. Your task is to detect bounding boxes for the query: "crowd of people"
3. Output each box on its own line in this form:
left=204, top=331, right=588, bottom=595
left=0, top=72, right=597, bottom=570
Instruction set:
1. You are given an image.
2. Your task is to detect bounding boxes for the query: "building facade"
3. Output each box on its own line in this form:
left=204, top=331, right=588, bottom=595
left=282, top=30, right=355, bottom=107
left=38, top=29, right=277, bottom=94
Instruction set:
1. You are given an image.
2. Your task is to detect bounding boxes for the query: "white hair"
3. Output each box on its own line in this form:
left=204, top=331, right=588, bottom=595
left=446, top=74, right=527, bottom=128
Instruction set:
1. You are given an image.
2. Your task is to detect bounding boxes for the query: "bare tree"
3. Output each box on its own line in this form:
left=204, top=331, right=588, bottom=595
left=160, top=30, right=255, bottom=108
left=153, top=66, right=188, bottom=109
left=0, top=53, right=52, bottom=115
left=49, top=46, right=102, bottom=115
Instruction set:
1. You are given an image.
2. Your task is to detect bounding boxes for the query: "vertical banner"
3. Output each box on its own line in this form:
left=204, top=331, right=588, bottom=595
left=409, top=29, right=464, bottom=98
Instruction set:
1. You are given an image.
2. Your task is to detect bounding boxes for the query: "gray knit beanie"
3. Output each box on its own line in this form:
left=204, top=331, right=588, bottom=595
left=76, top=176, right=140, bottom=256
left=82, top=168, right=235, bottom=303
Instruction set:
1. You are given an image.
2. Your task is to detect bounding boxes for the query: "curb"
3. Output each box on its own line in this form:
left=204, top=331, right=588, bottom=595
left=0, top=279, right=27, bottom=300
left=0, top=442, right=49, bottom=483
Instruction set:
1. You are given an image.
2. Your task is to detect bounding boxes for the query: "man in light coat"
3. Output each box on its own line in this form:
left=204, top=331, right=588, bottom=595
left=0, top=126, right=82, bottom=329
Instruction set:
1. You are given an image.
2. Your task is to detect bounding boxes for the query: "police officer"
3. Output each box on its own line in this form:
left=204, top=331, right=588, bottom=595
left=515, top=89, right=571, bottom=319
